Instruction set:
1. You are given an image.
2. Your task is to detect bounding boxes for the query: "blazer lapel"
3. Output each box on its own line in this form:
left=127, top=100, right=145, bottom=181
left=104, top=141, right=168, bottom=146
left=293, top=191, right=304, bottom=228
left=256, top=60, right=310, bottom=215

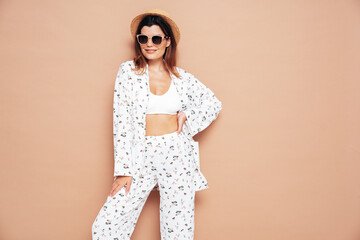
left=132, top=64, right=149, bottom=144
left=170, top=69, right=193, bottom=140
left=170, top=70, right=187, bottom=111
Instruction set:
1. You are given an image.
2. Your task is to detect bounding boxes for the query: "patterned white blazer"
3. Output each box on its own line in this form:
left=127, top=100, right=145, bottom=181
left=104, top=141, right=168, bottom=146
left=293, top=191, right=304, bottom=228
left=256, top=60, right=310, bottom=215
left=113, top=60, right=222, bottom=191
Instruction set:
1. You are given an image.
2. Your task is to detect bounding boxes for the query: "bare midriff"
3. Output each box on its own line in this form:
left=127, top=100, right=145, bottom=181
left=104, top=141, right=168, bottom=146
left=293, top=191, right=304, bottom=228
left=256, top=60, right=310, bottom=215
left=145, top=114, right=178, bottom=136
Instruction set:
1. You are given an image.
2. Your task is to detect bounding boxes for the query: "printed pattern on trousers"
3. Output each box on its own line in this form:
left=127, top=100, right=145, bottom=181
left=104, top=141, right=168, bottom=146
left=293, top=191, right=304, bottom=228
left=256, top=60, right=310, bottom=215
left=92, top=131, right=196, bottom=240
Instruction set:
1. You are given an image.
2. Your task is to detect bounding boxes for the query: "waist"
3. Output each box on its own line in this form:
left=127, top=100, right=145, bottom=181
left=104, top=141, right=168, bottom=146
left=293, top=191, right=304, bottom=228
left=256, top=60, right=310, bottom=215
left=145, top=114, right=178, bottom=136
left=145, top=131, right=181, bottom=143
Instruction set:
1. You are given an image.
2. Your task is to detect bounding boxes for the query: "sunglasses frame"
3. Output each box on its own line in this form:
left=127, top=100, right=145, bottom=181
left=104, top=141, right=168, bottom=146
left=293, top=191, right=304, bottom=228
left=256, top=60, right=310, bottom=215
left=136, top=34, right=170, bottom=45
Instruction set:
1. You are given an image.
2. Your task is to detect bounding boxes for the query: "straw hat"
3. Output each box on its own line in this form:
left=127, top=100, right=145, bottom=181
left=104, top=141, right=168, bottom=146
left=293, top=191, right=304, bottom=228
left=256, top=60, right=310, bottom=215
left=130, top=8, right=180, bottom=45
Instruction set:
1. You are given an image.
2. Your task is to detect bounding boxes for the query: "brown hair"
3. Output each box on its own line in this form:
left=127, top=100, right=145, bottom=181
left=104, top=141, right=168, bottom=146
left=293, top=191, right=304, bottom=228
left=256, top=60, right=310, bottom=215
left=131, top=15, right=181, bottom=79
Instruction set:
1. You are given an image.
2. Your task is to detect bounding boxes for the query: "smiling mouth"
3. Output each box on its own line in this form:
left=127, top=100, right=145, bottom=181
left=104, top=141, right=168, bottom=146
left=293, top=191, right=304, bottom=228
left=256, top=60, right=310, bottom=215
left=145, top=49, right=157, bottom=53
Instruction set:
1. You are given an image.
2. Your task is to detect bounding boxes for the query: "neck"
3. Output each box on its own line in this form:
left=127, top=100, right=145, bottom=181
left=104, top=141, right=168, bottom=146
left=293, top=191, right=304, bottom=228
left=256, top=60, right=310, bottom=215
left=147, top=58, right=167, bottom=72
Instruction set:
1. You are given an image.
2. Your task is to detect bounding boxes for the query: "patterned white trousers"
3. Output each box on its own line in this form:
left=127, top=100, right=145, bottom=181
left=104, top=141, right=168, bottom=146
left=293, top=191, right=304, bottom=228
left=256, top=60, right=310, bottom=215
left=92, top=131, right=196, bottom=240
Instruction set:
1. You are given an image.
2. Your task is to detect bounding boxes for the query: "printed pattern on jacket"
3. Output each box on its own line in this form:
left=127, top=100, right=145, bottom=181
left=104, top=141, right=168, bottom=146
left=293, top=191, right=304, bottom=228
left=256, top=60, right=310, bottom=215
left=112, top=60, right=222, bottom=191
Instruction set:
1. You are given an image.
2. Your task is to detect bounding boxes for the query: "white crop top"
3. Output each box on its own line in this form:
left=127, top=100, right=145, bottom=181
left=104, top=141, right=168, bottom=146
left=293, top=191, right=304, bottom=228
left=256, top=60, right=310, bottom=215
left=146, top=79, right=182, bottom=115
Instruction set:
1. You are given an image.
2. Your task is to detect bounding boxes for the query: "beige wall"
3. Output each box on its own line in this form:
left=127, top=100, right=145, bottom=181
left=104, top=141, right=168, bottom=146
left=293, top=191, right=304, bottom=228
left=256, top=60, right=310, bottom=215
left=1, top=0, right=360, bottom=239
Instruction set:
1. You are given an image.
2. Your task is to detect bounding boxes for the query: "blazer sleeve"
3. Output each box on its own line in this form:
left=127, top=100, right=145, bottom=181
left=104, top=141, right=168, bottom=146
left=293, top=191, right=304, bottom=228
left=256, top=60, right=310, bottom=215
left=113, top=63, right=134, bottom=179
left=182, top=72, right=222, bottom=137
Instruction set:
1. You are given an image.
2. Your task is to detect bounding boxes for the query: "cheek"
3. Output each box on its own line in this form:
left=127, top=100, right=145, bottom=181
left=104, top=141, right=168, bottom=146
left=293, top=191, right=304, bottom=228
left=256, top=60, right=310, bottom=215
left=158, top=48, right=166, bottom=54
left=157, top=45, right=167, bottom=54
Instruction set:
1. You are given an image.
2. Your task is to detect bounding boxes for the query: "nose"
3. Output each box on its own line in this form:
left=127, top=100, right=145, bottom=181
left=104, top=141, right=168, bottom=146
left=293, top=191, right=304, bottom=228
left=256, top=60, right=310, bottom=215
left=146, top=37, right=154, bottom=47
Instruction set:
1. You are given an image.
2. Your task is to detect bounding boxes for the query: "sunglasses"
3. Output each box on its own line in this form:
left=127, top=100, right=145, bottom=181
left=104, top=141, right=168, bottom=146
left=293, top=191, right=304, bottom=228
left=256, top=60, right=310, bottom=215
left=136, top=34, right=169, bottom=45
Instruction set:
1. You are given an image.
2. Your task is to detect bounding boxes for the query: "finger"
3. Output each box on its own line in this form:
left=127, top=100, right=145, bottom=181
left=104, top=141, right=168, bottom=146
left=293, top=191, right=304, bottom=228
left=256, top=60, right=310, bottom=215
left=125, top=180, right=132, bottom=195
left=176, top=117, right=183, bottom=134
left=176, top=115, right=181, bottom=133
left=177, top=118, right=184, bottom=134
left=109, top=185, right=116, bottom=197
left=110, top=185, right=123, bottom=197
left=109, top=183, right=123, bottom=197
left=177, top=122, right=182, bottom=133
left=109, top=180, right=119, bottom=195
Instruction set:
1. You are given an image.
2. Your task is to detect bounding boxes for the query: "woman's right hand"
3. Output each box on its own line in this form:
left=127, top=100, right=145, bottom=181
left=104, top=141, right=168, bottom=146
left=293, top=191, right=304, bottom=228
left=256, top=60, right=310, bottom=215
left=109, top=176, right=132, bottom=197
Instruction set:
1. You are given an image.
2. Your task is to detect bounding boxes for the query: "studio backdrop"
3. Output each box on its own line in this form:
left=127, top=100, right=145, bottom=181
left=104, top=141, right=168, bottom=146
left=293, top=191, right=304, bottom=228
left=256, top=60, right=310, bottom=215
left=0, top=0, right=360, bottom=240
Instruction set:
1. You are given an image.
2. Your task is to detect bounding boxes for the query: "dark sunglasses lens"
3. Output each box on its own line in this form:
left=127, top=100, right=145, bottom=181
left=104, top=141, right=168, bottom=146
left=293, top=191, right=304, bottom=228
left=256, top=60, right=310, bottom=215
left=138, top=35, right=148, bottom=44
left=152, top=36, right=163, bottom=45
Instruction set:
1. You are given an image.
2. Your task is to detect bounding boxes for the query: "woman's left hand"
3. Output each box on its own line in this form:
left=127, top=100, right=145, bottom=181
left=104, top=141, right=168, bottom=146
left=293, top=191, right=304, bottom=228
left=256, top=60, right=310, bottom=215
left=176, top=111, right=187, bottom=134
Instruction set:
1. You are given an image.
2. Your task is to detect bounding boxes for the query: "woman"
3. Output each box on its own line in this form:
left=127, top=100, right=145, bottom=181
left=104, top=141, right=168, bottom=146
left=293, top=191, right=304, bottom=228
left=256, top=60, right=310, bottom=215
left=92, top=8, right=222, bottom=240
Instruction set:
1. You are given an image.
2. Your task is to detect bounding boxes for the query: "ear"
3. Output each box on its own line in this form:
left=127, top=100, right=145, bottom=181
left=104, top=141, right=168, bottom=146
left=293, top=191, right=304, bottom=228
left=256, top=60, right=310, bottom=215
left=166, top=38, right=171, bottom=48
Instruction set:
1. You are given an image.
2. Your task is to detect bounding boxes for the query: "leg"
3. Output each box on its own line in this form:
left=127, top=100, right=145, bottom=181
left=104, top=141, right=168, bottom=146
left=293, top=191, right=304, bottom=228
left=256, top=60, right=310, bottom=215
left=92, top=161, right=157, bottom=240
left=157, top=133, right=196, bottom=240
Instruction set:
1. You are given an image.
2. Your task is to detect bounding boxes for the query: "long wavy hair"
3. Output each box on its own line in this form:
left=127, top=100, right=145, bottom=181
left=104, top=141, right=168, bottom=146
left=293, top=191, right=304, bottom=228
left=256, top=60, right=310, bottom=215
left=131, top=15, right=181, bottom=79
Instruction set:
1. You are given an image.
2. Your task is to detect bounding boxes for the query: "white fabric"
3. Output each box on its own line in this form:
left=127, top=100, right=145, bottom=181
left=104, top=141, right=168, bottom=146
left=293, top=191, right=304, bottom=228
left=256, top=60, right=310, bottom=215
left=92, top=131, right=196, bottom=239
left=112, top=60, right=222, bottom=191
left=146, top=78, right=182, bottom=115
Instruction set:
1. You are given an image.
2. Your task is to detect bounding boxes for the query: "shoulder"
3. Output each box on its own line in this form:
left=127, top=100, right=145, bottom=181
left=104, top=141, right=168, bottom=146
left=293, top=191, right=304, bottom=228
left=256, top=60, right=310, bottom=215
left=114, top=60, right=135, bottom=88
left=118, top=59, right=148, bottom=77
left=174, top=66, right=214, bottom=93
left=174, top=66, right=197, bottom=81
left=115, top=60, right=138, bottom=82
left=174, top=66, right=203, bottom=86
left=118, top=60, right=135, bottom=72
left=175, top=66, right=190, bottom=77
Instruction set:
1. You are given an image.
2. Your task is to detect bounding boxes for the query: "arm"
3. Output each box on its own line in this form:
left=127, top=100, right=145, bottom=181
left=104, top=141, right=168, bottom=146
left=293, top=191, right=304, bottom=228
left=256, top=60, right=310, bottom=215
left=113, top=63, right=134, bottom=180
left=183, top=72, right=222, bottom=137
